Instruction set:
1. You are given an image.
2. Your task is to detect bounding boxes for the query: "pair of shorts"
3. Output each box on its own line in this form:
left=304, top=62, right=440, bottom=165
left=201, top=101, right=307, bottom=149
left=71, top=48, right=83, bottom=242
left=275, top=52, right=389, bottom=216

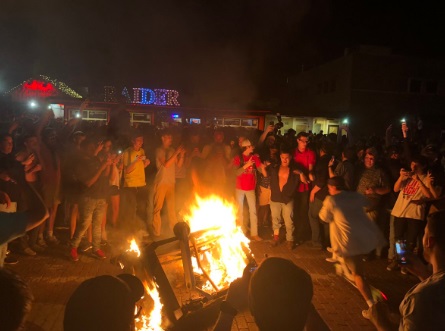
left=258, top=186, right=271, bottom=206
left=109, top=185, right=120, bottom=197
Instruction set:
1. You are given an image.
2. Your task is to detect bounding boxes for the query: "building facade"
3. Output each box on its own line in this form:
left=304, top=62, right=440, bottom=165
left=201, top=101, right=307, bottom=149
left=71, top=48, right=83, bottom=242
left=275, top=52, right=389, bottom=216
left=286, top=45, right=445, bottom=134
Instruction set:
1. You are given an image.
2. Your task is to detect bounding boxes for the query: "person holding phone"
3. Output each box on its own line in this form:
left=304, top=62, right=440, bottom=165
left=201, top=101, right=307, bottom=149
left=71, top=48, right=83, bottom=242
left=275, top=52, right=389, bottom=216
left=233, top=139, right=266, bottom=241
left=70, top=139, right=114, bottom=261
left=367, top=210, right=445, bottom=330
left=388, top=156, right=434, bottom=273
left=120, top=132, right=150, bottom=230
left=395, top=239, right=408, bottom=265
left=152, top=130, right=185, bottom=237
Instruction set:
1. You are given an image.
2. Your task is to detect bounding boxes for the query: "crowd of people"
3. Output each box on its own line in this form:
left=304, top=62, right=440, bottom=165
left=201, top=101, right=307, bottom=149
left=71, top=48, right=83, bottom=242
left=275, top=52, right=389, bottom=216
left=1, top=104, right=445, bottom=330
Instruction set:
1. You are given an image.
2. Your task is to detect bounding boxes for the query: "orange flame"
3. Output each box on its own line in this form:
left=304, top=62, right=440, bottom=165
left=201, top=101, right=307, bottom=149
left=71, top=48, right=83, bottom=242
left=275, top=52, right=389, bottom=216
left=184, top=195, right=251, bottom=292
left=127, top=238, right=141, bottom=257
left=135, top=280, right=164, bottom=331
left=125, top=239, right=163, bottom=330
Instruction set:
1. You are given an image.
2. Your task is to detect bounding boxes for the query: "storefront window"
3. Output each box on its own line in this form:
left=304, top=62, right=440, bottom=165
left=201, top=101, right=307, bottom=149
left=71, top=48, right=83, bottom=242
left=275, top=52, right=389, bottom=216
left=131, top=113, right=152, bottom=124
left=223, top=118, right=241, bottom=126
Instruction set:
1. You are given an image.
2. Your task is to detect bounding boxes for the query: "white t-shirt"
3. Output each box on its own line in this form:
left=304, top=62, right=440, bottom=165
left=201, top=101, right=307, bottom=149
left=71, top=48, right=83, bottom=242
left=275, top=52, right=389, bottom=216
left=319, top=191, right=382, bottom=257
left=399, top=270, right=445, bottom=331
left=391, top=175, right=430, bottom=220
left=154, top=147, right=176, bottom=186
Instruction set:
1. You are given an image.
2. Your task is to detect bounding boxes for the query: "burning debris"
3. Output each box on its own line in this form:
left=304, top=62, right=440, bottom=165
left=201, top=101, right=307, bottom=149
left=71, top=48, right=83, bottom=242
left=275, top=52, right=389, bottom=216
left=135, top=280, right=164, bottom=331
left=118, top=194, right=255, bottom=330
left=128, top=239, right=142, bottom=257
left=183, top=195, right=252, bottom=293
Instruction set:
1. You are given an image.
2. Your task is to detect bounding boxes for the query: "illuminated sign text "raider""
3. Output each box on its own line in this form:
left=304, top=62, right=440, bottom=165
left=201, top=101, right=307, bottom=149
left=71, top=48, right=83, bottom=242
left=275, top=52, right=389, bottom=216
left=104, top=86, right=180, bottom=106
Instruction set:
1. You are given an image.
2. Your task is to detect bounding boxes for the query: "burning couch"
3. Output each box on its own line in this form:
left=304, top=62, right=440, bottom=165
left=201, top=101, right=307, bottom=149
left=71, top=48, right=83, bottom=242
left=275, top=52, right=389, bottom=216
left=118, top=195, right=255, bottom=331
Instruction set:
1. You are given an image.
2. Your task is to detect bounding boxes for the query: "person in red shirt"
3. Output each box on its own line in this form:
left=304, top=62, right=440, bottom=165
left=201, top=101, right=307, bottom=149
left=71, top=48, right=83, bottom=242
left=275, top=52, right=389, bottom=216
left=293, top=132, right=316, bottom=243
left=233, top=140, right=266, bottom=241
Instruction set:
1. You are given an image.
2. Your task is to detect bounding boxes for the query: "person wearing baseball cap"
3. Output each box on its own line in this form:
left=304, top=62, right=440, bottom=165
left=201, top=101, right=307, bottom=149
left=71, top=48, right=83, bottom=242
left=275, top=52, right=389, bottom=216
left=233, top=139, right=267, bottom=241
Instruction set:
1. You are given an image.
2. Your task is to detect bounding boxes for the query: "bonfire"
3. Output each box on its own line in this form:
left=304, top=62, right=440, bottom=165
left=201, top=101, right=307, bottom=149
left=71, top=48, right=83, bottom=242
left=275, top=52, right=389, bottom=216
left=126, top=194, right=253, bottom=330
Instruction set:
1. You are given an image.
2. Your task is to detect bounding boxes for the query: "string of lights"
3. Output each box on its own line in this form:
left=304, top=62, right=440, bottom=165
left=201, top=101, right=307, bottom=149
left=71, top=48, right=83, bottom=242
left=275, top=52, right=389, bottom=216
left=133, top=88, right=141, bottom=104
left=104, top=86, right=116, bottom=102
left=154, top=89, right=167, bottom=106
left=121, top=87, right=132, bottom=103
left=167, top=90, right=180, bottom=106
left=3, top=75, right=82, bottom=99
left=141, top=88, right=155, bottom=105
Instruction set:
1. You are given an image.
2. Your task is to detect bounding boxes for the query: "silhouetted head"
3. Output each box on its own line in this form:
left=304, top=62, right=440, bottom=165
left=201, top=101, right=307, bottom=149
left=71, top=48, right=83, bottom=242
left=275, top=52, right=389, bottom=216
left=64, top=274, right=144, bottom=331
left=0, top=268, right=33, bottom=331
left=249, top=257, right=313, bottom=331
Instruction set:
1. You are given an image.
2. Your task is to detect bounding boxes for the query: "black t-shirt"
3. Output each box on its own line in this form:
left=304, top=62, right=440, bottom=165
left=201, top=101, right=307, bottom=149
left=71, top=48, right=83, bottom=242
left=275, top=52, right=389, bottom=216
left=313, top=154, right=331, bottom=201
left=75, top=156, right=109, bottom=199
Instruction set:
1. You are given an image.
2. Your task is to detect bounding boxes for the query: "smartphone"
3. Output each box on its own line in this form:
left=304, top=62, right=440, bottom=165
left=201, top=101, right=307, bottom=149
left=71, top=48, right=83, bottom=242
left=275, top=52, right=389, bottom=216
left=395, top=240, right=408, bottom=264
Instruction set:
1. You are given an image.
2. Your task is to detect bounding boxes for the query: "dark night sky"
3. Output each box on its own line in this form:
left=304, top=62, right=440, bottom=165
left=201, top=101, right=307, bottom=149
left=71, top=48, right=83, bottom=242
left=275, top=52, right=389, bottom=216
left=1, top=0, right=445, bottom=108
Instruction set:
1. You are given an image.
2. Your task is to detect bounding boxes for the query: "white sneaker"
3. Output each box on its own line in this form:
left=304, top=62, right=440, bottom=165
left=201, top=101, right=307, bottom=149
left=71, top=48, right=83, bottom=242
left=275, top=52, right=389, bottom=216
left=362, top=308, right=371, bottom=320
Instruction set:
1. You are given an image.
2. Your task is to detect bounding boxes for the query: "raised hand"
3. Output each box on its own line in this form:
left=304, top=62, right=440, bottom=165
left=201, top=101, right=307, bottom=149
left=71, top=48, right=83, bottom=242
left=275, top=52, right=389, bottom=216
left=23, top=153, right=35, bottom=166
left=399, top=168, right=410, bottom=179
left=265, top=125, right=274, bottom=134
left=95, top=141, right=104, bottom=155
left=401, top=122, right=409, bottom=138
left=245, top=157, right=255, bottom=168
left=425, top=171, right=435, bottom=186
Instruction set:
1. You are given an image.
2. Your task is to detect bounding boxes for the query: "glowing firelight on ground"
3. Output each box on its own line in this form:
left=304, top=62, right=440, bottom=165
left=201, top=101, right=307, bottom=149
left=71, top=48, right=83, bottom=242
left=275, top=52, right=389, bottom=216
left=184, top=194, right=251, bottom=292
left=135, top=280, right=164, bottom=331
